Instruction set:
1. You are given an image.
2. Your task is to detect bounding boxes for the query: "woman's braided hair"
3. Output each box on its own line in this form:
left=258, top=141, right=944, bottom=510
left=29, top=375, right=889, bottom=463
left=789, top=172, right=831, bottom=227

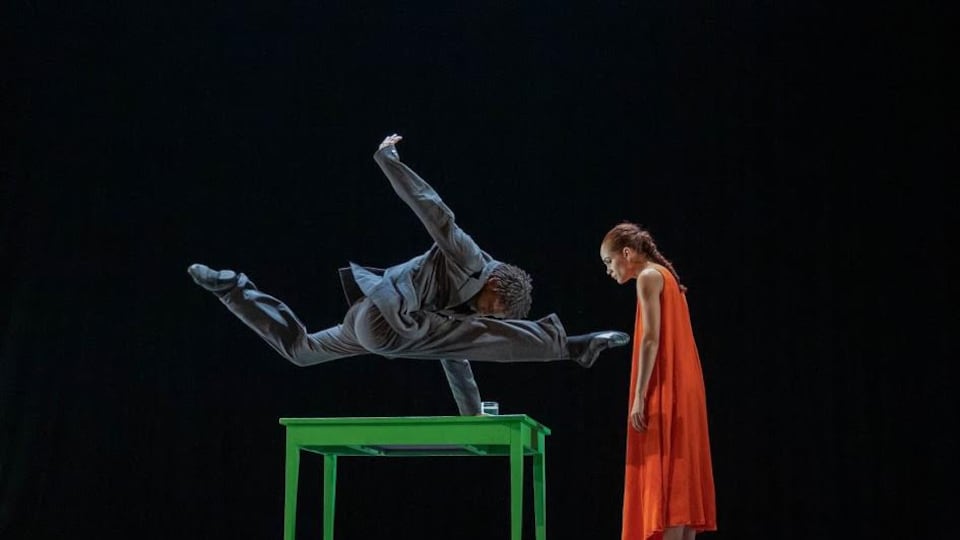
left=602, top=222, right=687, bottom=292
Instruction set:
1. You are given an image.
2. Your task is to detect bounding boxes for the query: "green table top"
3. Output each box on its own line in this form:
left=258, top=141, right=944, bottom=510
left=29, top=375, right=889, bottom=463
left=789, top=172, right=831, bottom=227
left=279, top=415, right=551, bottom=457
left=280, top=414, right=549, bottom=431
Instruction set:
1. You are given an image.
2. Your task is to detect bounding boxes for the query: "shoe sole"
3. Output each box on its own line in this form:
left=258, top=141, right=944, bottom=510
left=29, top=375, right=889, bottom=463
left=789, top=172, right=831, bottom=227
left=596, top=331, right=630, bottom=347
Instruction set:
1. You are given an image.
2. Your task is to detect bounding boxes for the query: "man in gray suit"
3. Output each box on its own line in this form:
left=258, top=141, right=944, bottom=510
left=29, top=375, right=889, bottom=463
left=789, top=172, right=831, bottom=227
left=188, top=134, right=628, bottom=415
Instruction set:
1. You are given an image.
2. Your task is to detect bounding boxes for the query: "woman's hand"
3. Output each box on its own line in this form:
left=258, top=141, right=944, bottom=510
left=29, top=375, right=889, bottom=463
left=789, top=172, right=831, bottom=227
left=630, top=395, right=648, bottom=432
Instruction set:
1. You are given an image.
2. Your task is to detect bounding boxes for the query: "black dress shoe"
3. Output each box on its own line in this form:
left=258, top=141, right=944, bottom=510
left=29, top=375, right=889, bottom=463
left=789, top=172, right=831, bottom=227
left=187, top=263, right=238, bottom=294
left=566, top=331, right=630, bottom=368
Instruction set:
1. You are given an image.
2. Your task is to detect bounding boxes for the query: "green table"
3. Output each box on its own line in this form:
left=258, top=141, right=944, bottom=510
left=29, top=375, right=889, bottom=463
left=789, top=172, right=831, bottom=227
left=279, top=415, right=551, bottom=540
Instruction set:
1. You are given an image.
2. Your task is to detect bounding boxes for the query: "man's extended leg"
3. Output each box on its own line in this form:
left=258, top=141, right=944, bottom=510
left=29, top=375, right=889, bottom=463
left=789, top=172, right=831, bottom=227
left=189, top=264, right=367, bottom=366
left=351, top=302, right=627, bottom=366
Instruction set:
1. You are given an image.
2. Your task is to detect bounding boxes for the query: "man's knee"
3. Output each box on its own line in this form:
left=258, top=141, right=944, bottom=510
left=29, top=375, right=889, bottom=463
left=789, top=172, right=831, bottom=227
left=281, top=343, right=341, bottom=367
left=285, top=352, right=315, bottom=367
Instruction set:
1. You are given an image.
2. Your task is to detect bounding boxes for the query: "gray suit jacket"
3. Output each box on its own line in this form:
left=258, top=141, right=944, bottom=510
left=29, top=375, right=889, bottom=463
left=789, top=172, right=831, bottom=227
left=336, top=144, right=499, bottom=414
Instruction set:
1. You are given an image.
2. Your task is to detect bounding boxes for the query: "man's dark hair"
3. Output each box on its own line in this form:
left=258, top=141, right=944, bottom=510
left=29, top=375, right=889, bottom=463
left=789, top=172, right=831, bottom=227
left=489, top=263, right=533, bottom=319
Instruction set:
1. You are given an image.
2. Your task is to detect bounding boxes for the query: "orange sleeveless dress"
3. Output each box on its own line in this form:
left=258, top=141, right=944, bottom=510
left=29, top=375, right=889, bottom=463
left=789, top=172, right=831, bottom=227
left=621, top=266, right=717, bottom=540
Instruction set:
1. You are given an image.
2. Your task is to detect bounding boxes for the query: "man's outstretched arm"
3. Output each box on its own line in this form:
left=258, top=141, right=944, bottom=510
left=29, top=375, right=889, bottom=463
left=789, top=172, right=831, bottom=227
left=440, top=359, right=482, bottom=416
left=373, top=134, right=486, bottom=272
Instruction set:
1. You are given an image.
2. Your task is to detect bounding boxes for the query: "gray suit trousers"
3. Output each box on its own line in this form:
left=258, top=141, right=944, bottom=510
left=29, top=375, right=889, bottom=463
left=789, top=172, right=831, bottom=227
left=216, top=274, right=569, bottom=412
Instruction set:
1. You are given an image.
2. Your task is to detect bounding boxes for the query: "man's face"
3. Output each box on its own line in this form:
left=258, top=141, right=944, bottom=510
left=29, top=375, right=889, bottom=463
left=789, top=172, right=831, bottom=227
left=474, top=279, right=508, bottom=318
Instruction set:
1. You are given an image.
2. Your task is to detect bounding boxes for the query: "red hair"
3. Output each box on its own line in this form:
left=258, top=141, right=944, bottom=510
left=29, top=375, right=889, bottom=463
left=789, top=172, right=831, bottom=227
left=603, top=222, right=687, bottom=292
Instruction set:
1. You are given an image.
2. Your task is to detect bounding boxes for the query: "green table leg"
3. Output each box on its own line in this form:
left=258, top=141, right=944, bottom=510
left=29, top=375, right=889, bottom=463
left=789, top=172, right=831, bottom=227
left=510, top=429, right=524, bottom=540
left=284, top=442, right=300, bottom=540
left=323, top=454, right=337, bottom=540
left=533, top=432, right=546, bottom=540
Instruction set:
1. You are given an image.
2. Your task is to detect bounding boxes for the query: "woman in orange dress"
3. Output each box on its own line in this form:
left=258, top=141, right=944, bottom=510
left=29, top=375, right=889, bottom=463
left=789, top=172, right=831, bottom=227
left=600, top=222, right=717, bottom=540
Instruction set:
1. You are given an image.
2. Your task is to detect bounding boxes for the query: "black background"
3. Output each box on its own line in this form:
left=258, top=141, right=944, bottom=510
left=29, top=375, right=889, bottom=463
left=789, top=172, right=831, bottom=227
left=1, top=2, right=952, bottom=539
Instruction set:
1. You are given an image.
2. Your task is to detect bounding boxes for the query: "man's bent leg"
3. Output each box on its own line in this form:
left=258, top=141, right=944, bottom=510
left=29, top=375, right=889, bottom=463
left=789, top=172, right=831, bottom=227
left=219, top=273, right=367, bottom=366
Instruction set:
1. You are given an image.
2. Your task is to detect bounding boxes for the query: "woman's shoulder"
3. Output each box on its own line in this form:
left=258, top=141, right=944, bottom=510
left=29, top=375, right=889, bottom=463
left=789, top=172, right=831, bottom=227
left=640, top=264, right=667, bottom=281
left=636, top=265, right=665, bottom=294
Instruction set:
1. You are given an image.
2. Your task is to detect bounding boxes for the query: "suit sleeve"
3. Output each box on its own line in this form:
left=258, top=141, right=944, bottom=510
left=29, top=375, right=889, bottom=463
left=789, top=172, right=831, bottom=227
left=440, top=359, right=482, bottom=416
left=374, top=146, right=485, bottom=272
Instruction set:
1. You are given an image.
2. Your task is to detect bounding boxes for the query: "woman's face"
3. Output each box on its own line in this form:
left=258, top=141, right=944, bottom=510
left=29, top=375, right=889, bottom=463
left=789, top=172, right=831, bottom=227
left=600, top=243, right=638, bottom=285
